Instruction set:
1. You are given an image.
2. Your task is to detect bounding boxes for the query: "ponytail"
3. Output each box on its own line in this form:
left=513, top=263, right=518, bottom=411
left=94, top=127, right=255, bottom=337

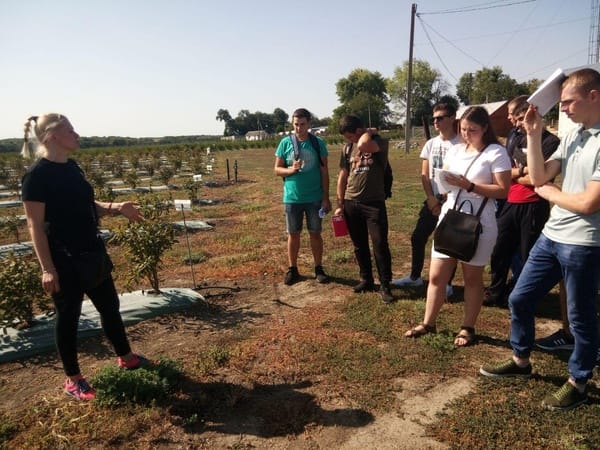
left=21, top=113, right=66, bottom=160
left=21, top=116, right=39, bottom=160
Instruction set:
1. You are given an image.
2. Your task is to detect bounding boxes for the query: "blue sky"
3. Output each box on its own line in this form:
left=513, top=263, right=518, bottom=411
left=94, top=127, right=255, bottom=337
left=0, top=0, right=591, bottom=138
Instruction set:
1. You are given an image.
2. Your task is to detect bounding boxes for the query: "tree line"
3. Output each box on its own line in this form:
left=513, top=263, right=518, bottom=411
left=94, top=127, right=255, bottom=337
left=0, top=135, right=219, bottom=154
left=218, top=60, right=553, bottom=135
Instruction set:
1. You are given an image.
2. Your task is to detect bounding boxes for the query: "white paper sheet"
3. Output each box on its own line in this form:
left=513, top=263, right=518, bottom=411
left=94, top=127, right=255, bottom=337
left=433, top=168, right=461, bottom=194
left=527, top=68, right=566, bottom=116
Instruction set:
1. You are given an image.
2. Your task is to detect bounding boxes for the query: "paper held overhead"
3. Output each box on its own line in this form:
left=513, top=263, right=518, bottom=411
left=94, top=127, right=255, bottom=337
left=527, top=68, right=567, bottom=116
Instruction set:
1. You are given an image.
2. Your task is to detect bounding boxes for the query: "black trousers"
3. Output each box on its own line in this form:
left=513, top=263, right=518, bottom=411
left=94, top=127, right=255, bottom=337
left=344, top=199, right=392, bottom=285
left=409, top=201, right=456, bottom=282
left=52, top=256, right=131, bottom=376
left=488, top=200, right=550, bottom=300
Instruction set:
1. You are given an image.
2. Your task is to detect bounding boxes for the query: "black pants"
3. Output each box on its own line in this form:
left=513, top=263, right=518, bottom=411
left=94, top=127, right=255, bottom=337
left=344, top=199, right=392, bottom=285
left=409, top=201, right=456, bottom=282
left=52, top=260, right=131, bottom=376
left=488, top=200, right=550, bottom=300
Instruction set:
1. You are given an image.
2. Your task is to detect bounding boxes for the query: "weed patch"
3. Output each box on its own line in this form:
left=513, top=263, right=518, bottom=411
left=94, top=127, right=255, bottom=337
left=92, top=358, right=183, bottom=407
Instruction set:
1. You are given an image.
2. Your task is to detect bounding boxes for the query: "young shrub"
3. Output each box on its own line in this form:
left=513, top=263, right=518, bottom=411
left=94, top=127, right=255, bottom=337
left=182, top=177, right=200, bottom=203
left=112, top=193, right=177, bottom=293
left=0, top=212, right=22, bottom=243
left=0, top=253, right=51, bottom=330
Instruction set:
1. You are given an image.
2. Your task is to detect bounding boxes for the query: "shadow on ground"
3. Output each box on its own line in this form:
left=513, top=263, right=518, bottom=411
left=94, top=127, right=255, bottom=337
left=170, top=378, right=374, bottom=438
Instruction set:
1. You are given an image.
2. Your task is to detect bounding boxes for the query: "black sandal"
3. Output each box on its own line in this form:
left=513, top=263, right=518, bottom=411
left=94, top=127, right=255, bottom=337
left=405, top=323, right=437, bottom=338
left=454, top=326, right=476, bottom=347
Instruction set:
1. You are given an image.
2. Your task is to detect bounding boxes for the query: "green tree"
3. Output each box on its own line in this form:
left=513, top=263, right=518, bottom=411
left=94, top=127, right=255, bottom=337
left=272, top=108, right=289, bottom=133
left=332, top=68, right=390, bottom=130
left=456, top=66, right=529, bottom=105
left=387, top=59, right=449, bottom=125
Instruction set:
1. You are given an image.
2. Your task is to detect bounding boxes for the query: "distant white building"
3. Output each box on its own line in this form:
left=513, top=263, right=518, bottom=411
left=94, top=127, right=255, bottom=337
left=310, top=126, right=328, bottom=136
left=245, top=130, right=270, bottom=141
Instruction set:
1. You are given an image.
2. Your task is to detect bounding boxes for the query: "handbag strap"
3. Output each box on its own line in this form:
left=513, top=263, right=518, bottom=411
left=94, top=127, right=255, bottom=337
left=452, top=145, right=489, bottom=215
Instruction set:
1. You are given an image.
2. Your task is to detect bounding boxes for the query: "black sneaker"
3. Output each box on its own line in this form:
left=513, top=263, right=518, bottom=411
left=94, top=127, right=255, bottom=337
left=380, top=285, right=394, bottom=304
left=314, top=265, right=329, bottom=284
left=534, top=329, right=574, bottom=351
left=353, top=280, right=375, bottom=293
left=284, top=267, right=300, bottom=285
left=542, top=382, right=588, bottom=411
left=479, top=359, right=532, bottom=378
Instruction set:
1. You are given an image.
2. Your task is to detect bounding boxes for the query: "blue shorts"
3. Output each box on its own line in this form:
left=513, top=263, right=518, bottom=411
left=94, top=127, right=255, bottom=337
left=285, top=202, right=322, bottom=234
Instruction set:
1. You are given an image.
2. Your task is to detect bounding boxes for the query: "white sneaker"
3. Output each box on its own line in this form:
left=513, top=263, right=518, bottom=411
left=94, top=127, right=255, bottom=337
left=392, top=275, right=424, bottom=287
left=446, top=284, right=454, bottom=298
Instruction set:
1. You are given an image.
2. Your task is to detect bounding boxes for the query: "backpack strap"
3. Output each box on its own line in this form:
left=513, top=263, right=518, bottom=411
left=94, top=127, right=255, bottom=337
left=343, top=142, right=353, bottom=171
left=290, top=133, right=324, bottom=166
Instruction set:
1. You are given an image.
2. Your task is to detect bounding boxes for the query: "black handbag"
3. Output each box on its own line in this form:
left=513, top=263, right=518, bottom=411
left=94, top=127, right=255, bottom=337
left=52, top=198, right=113, bottom=291
left=433, top=147, right=489, bottom=261
left=71, top=240, right=114, bottom=291
left=433, top=197, right=488, bottom=261
left=57, top=236, right=114, bottom=291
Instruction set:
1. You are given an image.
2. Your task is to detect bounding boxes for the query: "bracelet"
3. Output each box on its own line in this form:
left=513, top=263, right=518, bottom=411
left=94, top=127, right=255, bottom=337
left=42, top=268, right=56, bottom=274
left=467, top=182, right=475, bottom=193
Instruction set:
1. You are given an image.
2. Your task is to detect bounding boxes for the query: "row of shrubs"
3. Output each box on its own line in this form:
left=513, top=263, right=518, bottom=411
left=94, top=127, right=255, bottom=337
left=0, top=194, right=178, bottom=331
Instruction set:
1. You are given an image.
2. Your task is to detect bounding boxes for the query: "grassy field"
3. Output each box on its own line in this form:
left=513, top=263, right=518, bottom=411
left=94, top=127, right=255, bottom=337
left=0, top=139, right=598, bottom=449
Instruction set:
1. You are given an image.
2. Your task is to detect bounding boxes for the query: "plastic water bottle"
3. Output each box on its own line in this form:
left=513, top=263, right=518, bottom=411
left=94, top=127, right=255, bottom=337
left=318, top=207, right=327, bottom=219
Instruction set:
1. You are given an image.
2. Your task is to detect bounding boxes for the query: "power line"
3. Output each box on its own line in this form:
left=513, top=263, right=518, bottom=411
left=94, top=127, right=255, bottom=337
left=485, top=0, right=538, bottom=66
left=419, top=0, right=536, bottom=15
left=417, top=16, right=487, bottom=69
left=416, top=16, right=458, bottom=82
left=414, top=17, right=588, bottom=47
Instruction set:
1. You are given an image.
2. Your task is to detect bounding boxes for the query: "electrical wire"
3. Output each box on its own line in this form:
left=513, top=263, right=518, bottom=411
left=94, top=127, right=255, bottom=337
left=416, top=15, right=458, bottom=81
left=417, top=16, right=487, bottom=69
left=413, top=17, right=587, bottom=47
left=420, top=0, right=536, bottom=15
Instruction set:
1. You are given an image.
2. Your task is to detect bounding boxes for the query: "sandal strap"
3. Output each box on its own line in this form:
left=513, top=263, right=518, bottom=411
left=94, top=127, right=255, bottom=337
left=459, top=325, right=475, bottom=335
left=422, top=323, right=437, bottom=333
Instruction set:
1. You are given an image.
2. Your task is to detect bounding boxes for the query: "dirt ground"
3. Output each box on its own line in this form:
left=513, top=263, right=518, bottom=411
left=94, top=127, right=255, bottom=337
left=0, top=273, right=487, bottom=449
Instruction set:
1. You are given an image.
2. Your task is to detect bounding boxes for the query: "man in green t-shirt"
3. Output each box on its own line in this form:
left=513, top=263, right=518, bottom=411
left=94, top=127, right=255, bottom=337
left=274, top=108, right=331, bottom=285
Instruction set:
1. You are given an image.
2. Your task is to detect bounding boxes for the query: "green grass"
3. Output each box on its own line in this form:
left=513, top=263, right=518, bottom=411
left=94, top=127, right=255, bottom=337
left=0, top=140, right=589, bottom=448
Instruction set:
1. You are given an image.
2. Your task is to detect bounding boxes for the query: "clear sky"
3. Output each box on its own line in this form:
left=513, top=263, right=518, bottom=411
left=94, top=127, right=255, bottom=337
left=0, top=0, right=591, bottom=139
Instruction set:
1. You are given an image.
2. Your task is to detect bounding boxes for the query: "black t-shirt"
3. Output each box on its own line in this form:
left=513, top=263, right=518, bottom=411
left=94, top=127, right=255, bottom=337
left=21, top=158, right=99, bottom=253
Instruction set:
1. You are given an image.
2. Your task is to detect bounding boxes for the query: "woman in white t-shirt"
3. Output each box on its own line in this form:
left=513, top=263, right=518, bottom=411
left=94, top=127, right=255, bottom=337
left=405, top=106, right=511, bottom=346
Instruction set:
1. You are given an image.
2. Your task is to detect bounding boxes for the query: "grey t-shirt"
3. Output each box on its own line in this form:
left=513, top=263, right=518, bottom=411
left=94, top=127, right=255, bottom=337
left=543, top=126, right=600, bottom=246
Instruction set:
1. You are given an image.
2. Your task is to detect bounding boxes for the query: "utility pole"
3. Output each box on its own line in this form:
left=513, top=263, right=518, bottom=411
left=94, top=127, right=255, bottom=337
left=589, top=0, right=600, bottom=64
left=405, top=3, right=417, bottom=154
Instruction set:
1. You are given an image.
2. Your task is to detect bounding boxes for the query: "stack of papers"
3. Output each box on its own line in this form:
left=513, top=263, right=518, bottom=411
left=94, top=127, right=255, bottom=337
left=527, top=68, right=567, bottom=116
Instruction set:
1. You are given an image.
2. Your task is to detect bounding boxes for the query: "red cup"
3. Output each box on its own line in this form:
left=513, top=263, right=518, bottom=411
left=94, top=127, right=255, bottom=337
left=331, top=215, right=349, bottom=237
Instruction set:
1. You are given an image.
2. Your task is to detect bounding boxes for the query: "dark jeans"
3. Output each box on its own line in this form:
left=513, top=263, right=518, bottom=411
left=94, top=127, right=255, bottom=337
left=509, top=234, right=600, bottom=384
left=52, top=267, right=131, bottom=376
left=343, top=199, right=392, bottom=285
left=489, top=200, right=550, bottom=300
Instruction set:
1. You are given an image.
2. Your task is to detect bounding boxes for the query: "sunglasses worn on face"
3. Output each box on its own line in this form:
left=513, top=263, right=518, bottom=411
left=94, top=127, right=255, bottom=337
left=431, top=115, right=450, bottom=123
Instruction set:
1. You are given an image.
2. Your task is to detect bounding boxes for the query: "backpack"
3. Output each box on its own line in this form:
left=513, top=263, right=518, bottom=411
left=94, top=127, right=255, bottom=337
left=344, top=139, right=393, bottom=199
left=290, top=133, right=324, bottom=167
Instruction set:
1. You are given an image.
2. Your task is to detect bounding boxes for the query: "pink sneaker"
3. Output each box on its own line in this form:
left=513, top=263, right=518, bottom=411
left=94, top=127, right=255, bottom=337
left=117, top=353, right=152, bottom=370
left=64, top=377, right=95, bottom=400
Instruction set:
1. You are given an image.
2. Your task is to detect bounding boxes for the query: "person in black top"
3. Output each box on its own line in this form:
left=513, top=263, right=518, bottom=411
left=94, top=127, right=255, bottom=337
left=21, top=113, right=148, bottom=401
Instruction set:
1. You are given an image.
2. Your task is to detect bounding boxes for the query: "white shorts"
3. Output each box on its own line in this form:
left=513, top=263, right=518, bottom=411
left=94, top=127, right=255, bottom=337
left=431, top=221, right=498, bottom=266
